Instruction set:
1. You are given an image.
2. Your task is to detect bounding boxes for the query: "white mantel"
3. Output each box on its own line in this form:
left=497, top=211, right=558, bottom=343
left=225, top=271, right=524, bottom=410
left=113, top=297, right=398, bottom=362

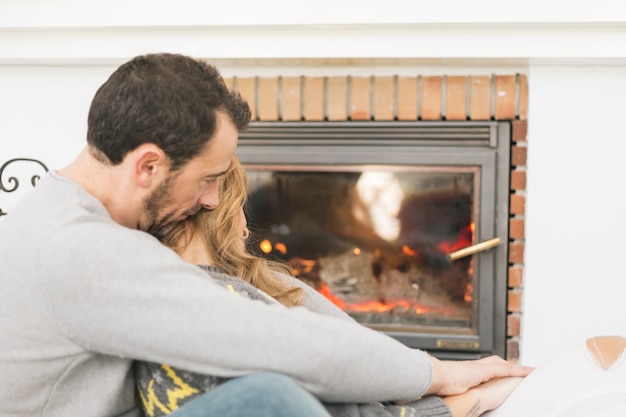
left=1, top=0, right=625, bottom=367
left=2, top=0, right=626, bottom=64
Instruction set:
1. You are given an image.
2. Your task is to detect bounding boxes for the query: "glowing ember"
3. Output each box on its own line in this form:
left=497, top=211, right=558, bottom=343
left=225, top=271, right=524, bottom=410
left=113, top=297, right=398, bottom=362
left=274, top=242, right=287, bottom=255
left=402, top=245, right=417, bottom=256
left=318, top=283, right=347, bottom=309
left=289, top=258, right=317, bottom=277
left=259, top=239, right=272, bottom=254
left=437, top=224, right=474, bottom=255
left=259, top=228, right=474, bottom=317
left=318, top=283, right=456, bottom=316
left=464, top=283, right=473, bottom=303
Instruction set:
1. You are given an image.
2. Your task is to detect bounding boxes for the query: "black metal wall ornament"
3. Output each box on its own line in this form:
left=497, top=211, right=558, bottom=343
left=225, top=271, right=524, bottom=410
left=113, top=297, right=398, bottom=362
left=0, top=158, right=49, bottom=217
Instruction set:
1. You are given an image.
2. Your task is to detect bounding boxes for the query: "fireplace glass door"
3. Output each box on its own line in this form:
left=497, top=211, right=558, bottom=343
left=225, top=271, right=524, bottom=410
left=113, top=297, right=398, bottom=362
left=237, top=121, right=510, bottom=359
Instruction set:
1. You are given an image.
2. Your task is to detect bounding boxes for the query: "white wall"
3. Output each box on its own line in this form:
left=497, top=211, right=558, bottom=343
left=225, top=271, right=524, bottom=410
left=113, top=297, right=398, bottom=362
left=1, top=0, right=626, bottom=366
left=0, top=65, right=114, bottom=214
left=0, top=66, right=113, bottom=162
left=3, top=0, right=626, bottom=26
left=522, top=65, right=626, bottom=365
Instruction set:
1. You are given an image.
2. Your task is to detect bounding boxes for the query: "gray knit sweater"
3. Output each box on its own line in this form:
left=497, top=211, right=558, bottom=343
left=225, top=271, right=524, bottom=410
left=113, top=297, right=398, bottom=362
left=135, top=266, right=451, bottom=417
left=0, top=172, right=444, bottom=417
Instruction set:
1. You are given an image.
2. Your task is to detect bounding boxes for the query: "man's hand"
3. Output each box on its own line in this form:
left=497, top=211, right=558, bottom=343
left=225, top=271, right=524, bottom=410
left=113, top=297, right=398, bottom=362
left=426, top=355, right=533, bottom=397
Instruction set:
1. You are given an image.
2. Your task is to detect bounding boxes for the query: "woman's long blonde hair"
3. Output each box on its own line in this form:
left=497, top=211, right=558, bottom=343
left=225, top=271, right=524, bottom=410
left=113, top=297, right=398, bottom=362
left=162, top=156, right=303, bottom=307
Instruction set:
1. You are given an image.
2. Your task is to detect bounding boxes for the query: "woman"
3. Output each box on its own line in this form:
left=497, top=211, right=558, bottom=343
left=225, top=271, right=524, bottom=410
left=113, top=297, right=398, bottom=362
left=135, top=156, right=523, bottom=417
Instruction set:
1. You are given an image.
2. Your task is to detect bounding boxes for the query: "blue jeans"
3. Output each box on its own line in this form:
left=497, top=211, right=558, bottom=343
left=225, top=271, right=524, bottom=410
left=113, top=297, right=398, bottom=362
left=169, top=372, right=332, bottom=417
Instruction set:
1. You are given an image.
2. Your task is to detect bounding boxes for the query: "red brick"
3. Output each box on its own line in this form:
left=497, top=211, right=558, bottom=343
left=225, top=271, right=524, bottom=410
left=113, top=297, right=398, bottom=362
left=397, top=76, right=418, bottom=120
left=445, top=76, right=467, bottom=121
left=508, top=266, right=524, bottom=287
left=507, top=339, right=520, bottom=362
left=510, top=194, right=526, bottom=215
left=507, top=314, right=521, bottom=336
left=236, top=77, right=257, bottom=121
left=495, top=75, right=516, bottom=120
left=510, top=171, right=527, bottom=191
left=327, top=76, right=348, bottom=121
left=350, top=76, right=371, bottom=120
left=518, top=74, right=529, bottom=121
left=257, top=77, right=279, bottom=121
left=421, top=76, right=442, bottom=120
left=508, top=242, right=525, bottom=264
left=469, top=75, right=491, bottom=120
left=280, top=77, right=302, bottom=122
left=512, top=120, right=528, bottom=143
left=508, top=290, right=522, bottom=312
left=511, top=146, right=528, bottom=166
left=373, top=76, right=394, bottom=121
left=304, top=77, right=324, bottom=121
left=509, top=218, right=525, bottom=239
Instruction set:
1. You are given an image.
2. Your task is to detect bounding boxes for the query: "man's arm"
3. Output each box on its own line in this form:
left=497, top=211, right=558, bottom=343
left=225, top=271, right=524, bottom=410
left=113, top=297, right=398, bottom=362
left=42, top=222, right=434, bottom=403
left=43, top=219, right=532, bottom=404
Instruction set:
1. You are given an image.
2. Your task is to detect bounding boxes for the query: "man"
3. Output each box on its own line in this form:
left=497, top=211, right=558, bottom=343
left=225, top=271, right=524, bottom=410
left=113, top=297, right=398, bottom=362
left=0, top=53, right=531, bottom=417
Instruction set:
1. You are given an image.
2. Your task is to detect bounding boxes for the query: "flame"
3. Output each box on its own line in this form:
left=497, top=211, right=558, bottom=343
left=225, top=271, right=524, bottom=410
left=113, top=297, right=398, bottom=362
left=262, top=222, right=474, bottom=317
left=259, top=240, right=287, bottom=256
left=464, top=283, right=473, bottom=303
left=318, top=283, right=455, bottom=316
left=259, top=239, right=272, bottom=254
left=318, top=283, right=347, bottom=309
left=437, top=223, right=474, bottom=254
left=346, top=298, right=452, bottom=315
left=288, top=258, right=318, bottom=278
left=274, top=242, right=287, bottom=255
left=402, top=245, right=417, bottom=256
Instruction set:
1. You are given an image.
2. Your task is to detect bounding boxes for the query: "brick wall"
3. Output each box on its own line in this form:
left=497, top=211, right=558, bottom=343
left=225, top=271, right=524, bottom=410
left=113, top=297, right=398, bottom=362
left=226, top=74, right=528, bottom=362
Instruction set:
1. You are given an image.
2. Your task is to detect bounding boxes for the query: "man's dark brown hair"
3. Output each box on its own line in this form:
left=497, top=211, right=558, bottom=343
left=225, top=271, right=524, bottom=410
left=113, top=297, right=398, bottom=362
left=87, top=53, right=251, bottom=170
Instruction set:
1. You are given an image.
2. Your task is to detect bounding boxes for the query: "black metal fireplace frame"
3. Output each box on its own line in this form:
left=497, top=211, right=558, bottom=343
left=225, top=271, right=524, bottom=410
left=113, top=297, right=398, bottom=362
left=237, top=121, right=510, bottom=360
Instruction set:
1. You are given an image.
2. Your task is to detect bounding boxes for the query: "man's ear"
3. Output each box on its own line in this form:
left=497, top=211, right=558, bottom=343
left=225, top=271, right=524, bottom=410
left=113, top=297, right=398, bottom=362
left=131, top=143, right=169, bottom=189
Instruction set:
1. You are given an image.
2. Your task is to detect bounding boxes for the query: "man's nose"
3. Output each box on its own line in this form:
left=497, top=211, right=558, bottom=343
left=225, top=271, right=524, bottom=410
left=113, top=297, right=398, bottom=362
left=197, top=188, right=219, bottom=210
left=198, top=193, right=219, bottom=210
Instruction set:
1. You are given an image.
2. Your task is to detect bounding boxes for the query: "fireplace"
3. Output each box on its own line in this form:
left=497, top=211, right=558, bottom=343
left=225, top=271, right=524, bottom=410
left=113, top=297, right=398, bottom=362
left=237, top=120, right=511, bottom=359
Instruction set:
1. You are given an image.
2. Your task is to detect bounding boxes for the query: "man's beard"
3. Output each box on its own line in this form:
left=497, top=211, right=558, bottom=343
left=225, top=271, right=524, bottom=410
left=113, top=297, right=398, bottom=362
left=143, top=175, right=201, bottom=240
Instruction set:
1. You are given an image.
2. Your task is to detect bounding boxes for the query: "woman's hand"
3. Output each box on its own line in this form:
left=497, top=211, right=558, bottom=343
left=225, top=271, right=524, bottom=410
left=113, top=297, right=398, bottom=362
left=443, top=376, right=526, bottom=417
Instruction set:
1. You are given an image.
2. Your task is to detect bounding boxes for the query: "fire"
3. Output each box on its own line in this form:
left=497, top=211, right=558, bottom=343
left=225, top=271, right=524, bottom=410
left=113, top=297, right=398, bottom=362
left=259, top=239, right=272, bottom=254
left=318, top=283, right=455, bottom=316
left=274, top=242, right=287, bottom=255
left=260, top=230, right=472, bottom=317
left=288, top=258, right=317, bottom=278
left=437, top=223, right=474, bottom=255
left=402, top=245, right=417, bottom=256
left=318, top=283, right=347, bottom=309
left=259, top=240, right=287, bottom=255
left=348, top=299, right=411, bottom=313
left=464, top=283, right=473, bottom=302
left=346, top=298, right=452, bottom=315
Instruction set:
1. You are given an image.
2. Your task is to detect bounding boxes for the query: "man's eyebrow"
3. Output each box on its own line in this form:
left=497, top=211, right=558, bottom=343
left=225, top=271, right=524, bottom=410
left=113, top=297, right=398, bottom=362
left=206, top=169, right=229, bottom=179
